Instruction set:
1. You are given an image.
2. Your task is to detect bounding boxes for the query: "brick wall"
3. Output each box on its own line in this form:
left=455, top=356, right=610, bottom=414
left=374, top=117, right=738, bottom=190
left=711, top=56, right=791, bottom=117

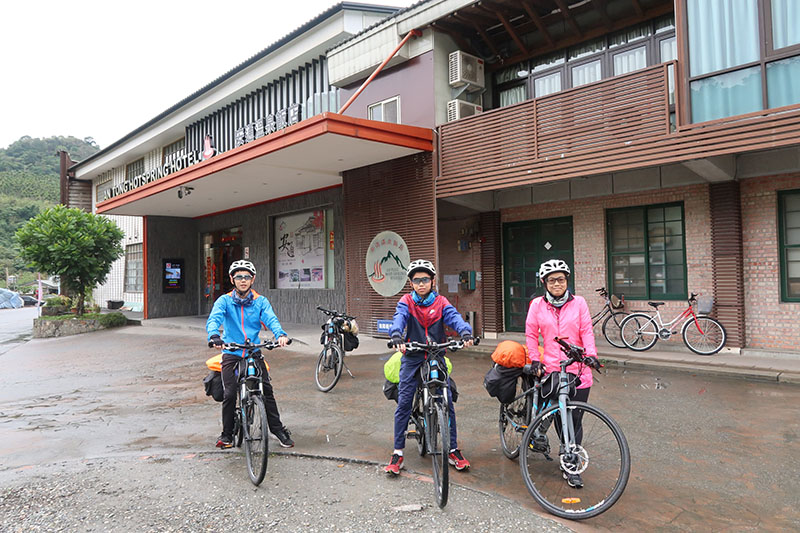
left=741, top=173, right=800, bottom=352
left=501, top=184, right=713, bottom=347
left=437, top=215, right=483, bottom=334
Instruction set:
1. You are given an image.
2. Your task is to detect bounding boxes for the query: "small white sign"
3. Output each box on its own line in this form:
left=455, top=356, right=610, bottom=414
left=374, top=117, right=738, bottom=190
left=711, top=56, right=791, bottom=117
left=244, top=247, right=250, bottom=259
left=544, top=241, right=552, bottom=250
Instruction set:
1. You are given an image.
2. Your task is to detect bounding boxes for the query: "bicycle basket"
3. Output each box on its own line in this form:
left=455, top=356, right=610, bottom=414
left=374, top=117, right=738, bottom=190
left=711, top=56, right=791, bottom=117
left=610, top=294, right=624, bottom=309
left=696, top=295, right=714, bottom=315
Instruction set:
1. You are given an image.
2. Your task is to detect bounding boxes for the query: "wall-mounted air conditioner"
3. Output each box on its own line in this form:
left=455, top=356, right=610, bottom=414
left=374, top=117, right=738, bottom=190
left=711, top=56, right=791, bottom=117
left=447, top=99, right=483, bottom=122
left=448, top=50, right=485, bottom=90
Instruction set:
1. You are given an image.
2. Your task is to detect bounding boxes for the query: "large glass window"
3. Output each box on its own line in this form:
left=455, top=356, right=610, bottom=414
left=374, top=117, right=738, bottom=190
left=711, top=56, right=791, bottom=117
left=766, top=56, right=800, bottom=108
left=771, top=0, right=800, bottom=50
left=572, top=59, right=602, bottom=87
left=690, top=66, right=763, bottom=123
left=533, top=71, right=562, bottom=98
left=687, top=0, right=759, bottom=77
left=499, top=86, right=526, bottom=107
left=368, top=96, right=400, bottom=123
left=124, top=244, right=143, bottom=293
left=613, top=46, right=647, bottom=76
left=779, top=190, right=800, bottom=301
left=126, top=158, right=144, bottom=179
left=607, top=204, right=686, bottom=299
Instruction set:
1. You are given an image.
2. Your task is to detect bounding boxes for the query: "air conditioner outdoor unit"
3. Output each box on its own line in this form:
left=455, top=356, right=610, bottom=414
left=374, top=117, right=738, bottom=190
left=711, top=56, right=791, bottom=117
left=448, top=50, right=485, bottom=90
left=446, top=99, right=483, bottom=122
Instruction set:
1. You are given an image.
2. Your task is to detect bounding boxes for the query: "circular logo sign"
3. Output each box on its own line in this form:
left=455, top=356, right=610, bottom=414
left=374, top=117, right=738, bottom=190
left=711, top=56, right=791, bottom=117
left=366, top=231, right=410, bottom=297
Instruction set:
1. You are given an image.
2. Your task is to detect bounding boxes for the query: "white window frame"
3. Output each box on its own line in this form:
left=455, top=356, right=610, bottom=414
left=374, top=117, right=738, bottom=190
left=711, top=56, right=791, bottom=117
left=368, top=95, right=401, bottom=124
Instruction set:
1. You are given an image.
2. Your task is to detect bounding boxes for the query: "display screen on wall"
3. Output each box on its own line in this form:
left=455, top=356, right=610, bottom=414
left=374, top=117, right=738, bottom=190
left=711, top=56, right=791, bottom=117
left=275, top=210, right=326, bottom=289
left=162, top=258, right=185, bottom=293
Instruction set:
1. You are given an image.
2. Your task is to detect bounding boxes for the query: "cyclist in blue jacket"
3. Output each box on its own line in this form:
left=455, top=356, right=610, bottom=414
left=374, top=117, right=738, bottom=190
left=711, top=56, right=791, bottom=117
left=206, top=260, right=293, bottom=449
left=385, top=259, right=474, bottom=475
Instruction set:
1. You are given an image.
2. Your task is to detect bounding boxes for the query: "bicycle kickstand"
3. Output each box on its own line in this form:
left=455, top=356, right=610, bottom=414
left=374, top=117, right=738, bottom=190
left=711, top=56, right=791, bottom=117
left=343, top=359, right=355, bottom=379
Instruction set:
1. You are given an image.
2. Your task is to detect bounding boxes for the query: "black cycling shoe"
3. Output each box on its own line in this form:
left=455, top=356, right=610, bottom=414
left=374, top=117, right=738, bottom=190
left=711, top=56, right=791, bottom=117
left=563, top=471, right=584, bottom=488
left=274, top=427, right=294, bottom=448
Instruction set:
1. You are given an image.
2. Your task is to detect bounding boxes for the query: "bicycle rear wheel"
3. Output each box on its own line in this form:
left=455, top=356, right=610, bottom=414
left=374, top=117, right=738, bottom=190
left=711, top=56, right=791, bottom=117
left=620, top=313, right=659, bottom=351
left=430, top=402, right=449, bottom=508
left=499, top=375, right=530, bottom=460
left=682, top=316, right=726, bottom=355
left=602, top=311, right=630, bottom=349
left=244, top=395, right=269, bottom=486
left=315, top=342, right=343, bottom=392
left=520, top=402, right=630, bottom=520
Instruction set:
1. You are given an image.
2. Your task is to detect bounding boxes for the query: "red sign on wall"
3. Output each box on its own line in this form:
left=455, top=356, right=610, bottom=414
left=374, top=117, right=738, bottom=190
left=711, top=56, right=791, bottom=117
left=329, top=231, right=335, bottom=250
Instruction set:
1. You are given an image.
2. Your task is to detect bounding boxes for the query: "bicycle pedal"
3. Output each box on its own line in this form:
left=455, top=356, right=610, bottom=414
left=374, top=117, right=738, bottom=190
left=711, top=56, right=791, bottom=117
left=406, top=430, right=417, bottom=439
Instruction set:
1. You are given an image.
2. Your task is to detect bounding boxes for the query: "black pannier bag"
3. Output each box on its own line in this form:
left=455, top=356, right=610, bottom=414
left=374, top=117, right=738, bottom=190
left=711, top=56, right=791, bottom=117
left=203, top=371, right=224, bottom=402
left=343, top=331, right=359, bottom=352
left=483, top=363, right=523, bottom=404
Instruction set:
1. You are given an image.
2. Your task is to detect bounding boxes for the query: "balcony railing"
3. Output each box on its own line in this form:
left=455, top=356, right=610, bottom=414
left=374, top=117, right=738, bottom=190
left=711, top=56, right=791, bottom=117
left=437, top=61, right=800, bottom=199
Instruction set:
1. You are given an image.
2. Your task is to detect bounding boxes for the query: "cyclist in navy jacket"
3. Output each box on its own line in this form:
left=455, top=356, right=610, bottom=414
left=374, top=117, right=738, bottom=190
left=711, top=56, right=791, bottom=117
left=384, top=259, right=474, bottom=475
left=206, top=260, right=293, bottom=449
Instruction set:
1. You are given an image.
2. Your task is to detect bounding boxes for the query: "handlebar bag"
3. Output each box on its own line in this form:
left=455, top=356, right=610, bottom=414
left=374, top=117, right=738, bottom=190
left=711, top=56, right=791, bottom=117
left=483, top=363, right=523, bottom=404
left=203, top=371, right=224, bottom=402
left=539, top=372, right=580, bottom=400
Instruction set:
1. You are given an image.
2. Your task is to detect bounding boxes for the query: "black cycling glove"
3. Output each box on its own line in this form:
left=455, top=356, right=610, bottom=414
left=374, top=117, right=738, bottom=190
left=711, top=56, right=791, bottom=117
left=523, top=361, right=544, bottom=376
left=460, top=333, right=473, bottom=344
left=584, top=356, right=603, bottom=370
left=208, top=334, right=223, bottom=348
left=390, top=335, right=404, bottom=348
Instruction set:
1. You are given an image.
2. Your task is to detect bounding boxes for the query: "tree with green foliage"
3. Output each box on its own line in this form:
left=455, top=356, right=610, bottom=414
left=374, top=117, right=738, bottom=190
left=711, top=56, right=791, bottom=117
left=16, top=205, right=123, bottom=315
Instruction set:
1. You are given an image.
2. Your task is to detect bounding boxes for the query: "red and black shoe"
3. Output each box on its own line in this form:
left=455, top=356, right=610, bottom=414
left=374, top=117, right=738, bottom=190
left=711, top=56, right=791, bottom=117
left=384, top=453, right=404, bottom=475
left=448, top=449, right=470, bottom=471
left=215, top=434, right=233, bottom=449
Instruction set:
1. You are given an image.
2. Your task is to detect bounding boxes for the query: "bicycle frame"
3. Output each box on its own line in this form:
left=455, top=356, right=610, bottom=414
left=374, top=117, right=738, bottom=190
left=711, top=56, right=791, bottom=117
left=641, top=294, right=706, bottom=338
left=590, top=287, right=623, bottom=326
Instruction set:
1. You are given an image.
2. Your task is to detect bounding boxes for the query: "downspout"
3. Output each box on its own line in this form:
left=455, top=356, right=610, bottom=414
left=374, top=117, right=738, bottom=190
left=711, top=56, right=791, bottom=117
left=337, top=28, right=423, bottom=115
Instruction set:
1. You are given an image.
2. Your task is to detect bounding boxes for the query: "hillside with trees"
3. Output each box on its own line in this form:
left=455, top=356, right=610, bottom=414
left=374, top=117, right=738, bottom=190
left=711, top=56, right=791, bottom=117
left=0, top=136, right=100, bottom=289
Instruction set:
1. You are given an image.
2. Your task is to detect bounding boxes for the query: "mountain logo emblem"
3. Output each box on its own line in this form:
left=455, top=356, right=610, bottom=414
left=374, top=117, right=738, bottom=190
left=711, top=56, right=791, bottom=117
left=369, top=250, right=406, bottom=282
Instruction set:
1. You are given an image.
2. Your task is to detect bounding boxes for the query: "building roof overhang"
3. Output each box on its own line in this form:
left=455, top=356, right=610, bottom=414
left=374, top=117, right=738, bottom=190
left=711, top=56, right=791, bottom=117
left=95, top=113, right=432, bottom=218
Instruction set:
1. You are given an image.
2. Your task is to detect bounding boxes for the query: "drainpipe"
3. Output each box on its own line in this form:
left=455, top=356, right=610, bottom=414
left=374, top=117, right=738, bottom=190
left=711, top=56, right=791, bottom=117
left=337, top=28, right=423, bottom=115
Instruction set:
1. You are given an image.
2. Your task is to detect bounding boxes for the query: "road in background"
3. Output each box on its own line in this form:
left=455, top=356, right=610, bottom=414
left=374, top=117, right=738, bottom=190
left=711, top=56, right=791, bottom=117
left=0, top=306, right=38, bottom=356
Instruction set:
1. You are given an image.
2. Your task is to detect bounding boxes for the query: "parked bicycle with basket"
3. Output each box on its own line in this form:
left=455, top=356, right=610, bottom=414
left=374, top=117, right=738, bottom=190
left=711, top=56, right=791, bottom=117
left=619, top=292, right=726, bottom=355
left=591, top=287, right=629, bottom=348
left=517, top=337, right=630, bottom=520
left=315, top=306, right=359, bottom=392
left=386, top=337, right=477, bottom=508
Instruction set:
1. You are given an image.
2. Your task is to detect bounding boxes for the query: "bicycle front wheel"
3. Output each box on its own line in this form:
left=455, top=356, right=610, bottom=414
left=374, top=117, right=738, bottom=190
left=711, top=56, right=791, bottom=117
left=430, top=402, right=449, bottom=508
left=520, top=402, right=630, bottom=520
left=499, top=375, right=530, bottom=460
left=412, top=390, right=426, bottom=457
left=602, top=311, right=630, bottom=349
left=315, top=342, right=343, bottom=392
left=620, top=313, right=659, bottom=351
left=682, top=316, right=726, bottom=355
left=243, top=395, right=269, bottom=486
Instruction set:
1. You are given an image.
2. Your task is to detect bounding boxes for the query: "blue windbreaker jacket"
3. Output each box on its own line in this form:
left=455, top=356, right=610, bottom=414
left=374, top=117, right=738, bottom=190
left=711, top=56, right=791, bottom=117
left=205, top=290, right=287, bottom=357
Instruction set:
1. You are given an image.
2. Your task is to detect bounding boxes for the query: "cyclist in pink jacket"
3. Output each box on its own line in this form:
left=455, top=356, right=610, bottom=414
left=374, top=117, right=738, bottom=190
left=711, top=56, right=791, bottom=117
left=525, top=259, right=602, bottom=489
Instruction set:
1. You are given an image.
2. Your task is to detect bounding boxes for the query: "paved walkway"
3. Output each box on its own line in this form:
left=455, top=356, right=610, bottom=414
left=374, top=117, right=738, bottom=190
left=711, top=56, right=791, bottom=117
left=132, top=313, right=800, bottom=384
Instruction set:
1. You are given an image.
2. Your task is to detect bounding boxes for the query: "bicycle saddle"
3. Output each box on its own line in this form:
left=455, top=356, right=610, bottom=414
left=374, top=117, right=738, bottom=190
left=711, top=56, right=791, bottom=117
left=648, top=301, right=665, bottom=308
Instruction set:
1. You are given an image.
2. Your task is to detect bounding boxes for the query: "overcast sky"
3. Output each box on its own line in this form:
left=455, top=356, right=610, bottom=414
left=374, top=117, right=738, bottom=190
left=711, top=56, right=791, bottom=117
left=0, top=0, right=414, bottom=150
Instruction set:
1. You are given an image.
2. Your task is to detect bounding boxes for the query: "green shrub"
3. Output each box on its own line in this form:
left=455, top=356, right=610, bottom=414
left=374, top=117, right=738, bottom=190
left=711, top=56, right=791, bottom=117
left=97, top=312, right=127, bottom=328
left=45, top=295, right=70, bottom=307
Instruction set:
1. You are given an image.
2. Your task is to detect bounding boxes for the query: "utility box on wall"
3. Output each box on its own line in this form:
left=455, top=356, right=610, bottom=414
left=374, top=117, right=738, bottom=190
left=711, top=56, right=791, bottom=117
left=459, top=270, right=476, bottom=291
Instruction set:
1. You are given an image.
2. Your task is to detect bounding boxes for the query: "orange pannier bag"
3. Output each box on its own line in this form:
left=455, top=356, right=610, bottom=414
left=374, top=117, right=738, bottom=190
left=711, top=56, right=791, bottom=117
left=205, top=352, right=269, bottom=373
left=490, top=340, right=528, bottom=368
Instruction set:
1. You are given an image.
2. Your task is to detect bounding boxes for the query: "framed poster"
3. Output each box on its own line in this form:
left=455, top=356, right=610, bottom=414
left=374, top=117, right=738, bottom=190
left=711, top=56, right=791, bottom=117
left=275, top=210, right=326, bottom=289
left=162, top=258, right=185, bottom=293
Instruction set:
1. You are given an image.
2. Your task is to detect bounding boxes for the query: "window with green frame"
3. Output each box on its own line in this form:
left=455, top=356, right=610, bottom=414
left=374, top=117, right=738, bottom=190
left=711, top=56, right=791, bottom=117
left=779, top=190, right=800, bottom=301
left=607, top=203, right=687, bottom=299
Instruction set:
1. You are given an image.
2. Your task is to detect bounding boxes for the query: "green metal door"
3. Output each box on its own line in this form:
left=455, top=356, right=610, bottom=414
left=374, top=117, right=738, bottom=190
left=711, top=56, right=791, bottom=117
left=503, top=217, right=574, bottom=332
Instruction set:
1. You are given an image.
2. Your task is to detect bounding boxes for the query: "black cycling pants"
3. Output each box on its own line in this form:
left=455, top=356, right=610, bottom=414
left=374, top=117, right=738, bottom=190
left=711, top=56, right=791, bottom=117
left=221, top=353, right=284, bottom=439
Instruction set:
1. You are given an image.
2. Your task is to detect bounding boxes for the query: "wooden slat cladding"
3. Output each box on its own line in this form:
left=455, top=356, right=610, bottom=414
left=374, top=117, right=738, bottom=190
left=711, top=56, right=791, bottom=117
left=439, top=64, right=669, bottom=189
left=66, top=180, right=92, bottom=212
left=480, top=211, right=503, bottom=334
left=343, top=153, right=435, bottom=335
left=710, top=181, right=745, bottom=348
left=437, top=62, right=800, bottom=198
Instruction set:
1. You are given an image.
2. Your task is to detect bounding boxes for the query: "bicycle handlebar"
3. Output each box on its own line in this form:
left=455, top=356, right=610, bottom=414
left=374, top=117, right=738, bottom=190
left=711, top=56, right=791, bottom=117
left=386, top=337, right=481, bottom=351
left=316, top=306, right=355, bottom=320
left=222, top=338, right=292, bottom=351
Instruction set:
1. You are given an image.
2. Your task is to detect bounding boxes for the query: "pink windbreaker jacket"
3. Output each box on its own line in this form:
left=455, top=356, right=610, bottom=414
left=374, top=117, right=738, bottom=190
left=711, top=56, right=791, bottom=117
left=525, top=294, right=597, bottom=389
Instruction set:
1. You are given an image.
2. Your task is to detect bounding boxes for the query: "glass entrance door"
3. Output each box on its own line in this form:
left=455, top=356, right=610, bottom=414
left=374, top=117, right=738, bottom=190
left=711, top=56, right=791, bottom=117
left=201, top=227, right=243, bottom=315
left=503, top=217, right=574, bottom=332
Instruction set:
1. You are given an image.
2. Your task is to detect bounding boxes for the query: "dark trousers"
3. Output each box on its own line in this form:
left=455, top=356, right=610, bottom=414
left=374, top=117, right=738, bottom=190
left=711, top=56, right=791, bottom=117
left=537, top=384, right=590, bottom=445
left=221, top=353, right=284, bottom=439
left=394, top=354, right=458, bottom=451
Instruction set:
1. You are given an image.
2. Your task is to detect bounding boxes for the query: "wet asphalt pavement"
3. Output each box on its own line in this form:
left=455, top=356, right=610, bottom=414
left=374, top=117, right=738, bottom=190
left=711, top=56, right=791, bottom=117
left=0, top=307, right=37, bottom=356
left=1, top=323, right=799, bottom=531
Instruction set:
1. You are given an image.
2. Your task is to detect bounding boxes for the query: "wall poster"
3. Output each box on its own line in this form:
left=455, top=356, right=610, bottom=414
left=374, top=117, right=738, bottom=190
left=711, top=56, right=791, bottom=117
left=275, top=209, right=326, bottom=289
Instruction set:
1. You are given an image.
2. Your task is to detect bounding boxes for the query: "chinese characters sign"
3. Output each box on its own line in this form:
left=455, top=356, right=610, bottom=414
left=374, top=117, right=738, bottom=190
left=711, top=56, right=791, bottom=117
left=275, top=209, right=325, bottom=289
left=235, top=103, right=302, bottom=149
left=365, top=231, right=410, bottom=297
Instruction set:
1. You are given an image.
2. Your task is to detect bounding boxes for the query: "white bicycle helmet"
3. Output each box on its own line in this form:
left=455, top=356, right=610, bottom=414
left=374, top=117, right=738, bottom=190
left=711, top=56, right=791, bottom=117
left=538, top=259, right=570, bottom=281
left=229, top=260, right=256, bottom=276
left=406, top=259, right=436, bottom=279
